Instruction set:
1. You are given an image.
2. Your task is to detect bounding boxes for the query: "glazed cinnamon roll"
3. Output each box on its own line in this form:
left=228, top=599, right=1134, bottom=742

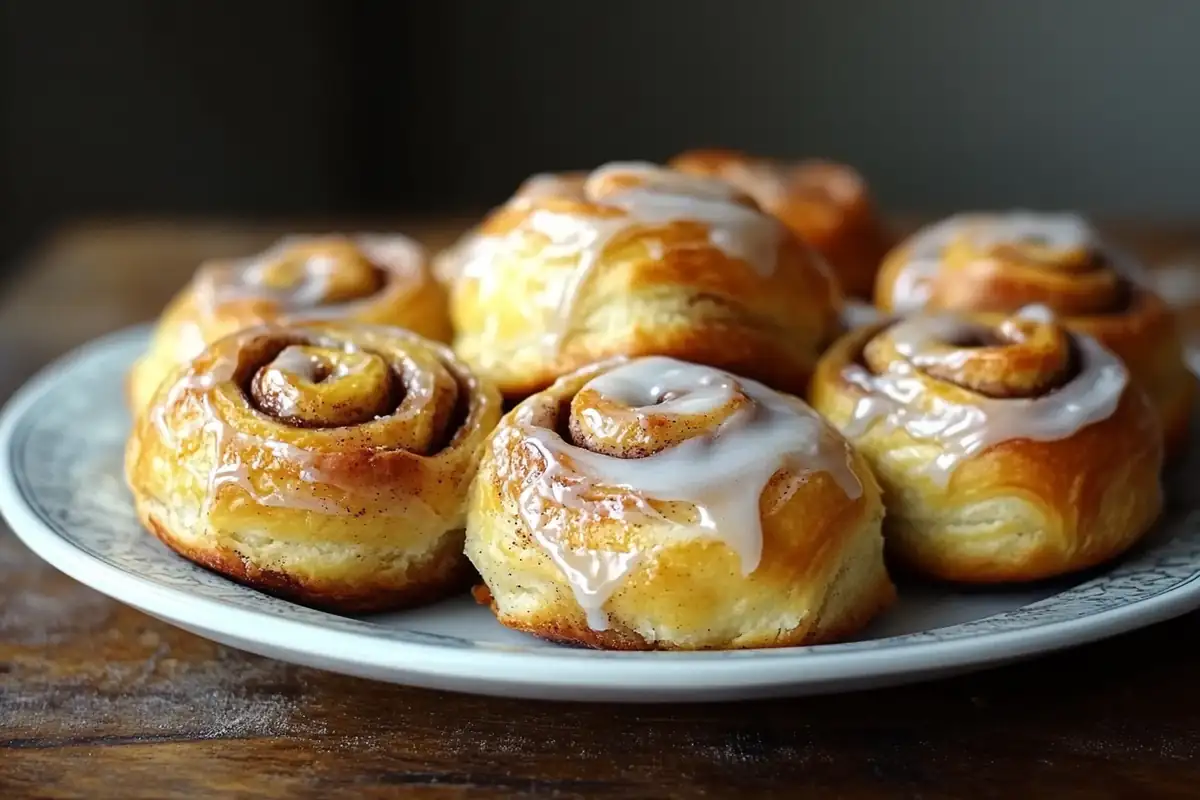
left=874, top=212, right=1193, bottom=454
left=809, top=308, right=1163, bottom=583
left=126, top=323, right=501, bottom=612
left=466, top=355, right=893, bottom=650
left=129, top=234, right=452, bottom=414
left=446, top=161, right=842, bottom=400
left=670, top=148, right=893, bottom=300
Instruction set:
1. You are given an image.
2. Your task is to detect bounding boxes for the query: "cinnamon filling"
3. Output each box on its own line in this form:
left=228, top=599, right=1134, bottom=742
left=861, top=314, right=1079, bottom=399
left=564, top=376, right=751, bottom=459
left=244, top=340, right=401, bottom=428
left=427, top=367, right=473, bottom=454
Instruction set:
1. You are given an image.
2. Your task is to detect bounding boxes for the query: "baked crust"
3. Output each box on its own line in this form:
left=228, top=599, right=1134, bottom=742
left=873, top=212, right=1194, bottom=458
left=670, top=148, right=893, bottom=300
left=125, top=322, right=500, bottom=613
left=128, top=234, right=452, bottom=414
left=140, top=504, right=474, bottom=613
left=809, top=313, right=1165, bottom=583
left=471, top=533, right=895, bottom=651
left=444, top=162, right=842, bottom=401
left=464, top=356, right=894, bottom=650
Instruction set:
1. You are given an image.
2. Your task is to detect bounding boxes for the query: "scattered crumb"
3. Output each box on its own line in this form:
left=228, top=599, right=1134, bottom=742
left=0, top=532, right=325, bottom=741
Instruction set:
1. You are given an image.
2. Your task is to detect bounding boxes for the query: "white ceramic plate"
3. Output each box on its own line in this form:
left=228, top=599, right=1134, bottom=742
left=3, top=326, right=1200, bottom=703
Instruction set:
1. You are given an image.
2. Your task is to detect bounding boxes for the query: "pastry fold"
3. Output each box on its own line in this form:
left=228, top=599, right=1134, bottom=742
left=129, top=234, right=451, bottom=413
left=444, top=162, right=842, bottom=401
left=874, top=212, right=1193, bottom=454
left=465, top=355, right=893, bottom=650
left=810, top=309, right=1163, bottom=583
left=671, top=148, right=893, bottom=300
left=126, top=322, right=500, bottom=612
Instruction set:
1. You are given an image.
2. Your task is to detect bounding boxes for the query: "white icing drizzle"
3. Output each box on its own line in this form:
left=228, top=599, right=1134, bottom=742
left=584, top=162, right=782, bottom=277
left=175, top=321, right=209, bottom=363
left=511, top=172, right=583, bottom=204
left=151, top=353, right=238, bottom=450
left=587, top=357, right=740, bottom=416
left=888, top=211, right=1104, bottom=313
left=968, top=211, right=1095, bottom=249
left=267, top=344, right=368, bottom=383
left=152, top=347, right=342, bottom=514
left=1015, top=303, right=1057, bottom=323
left=193, top=234, right=422, bottom=320
left=841, top=300, right=888, bottom=329
left=434, top=175, right=586, bottom=284
left=455, top=162, right=786, bottom=356
left=149, top=330, right=430, bottom=517
left=841, top=314, right=1128, bottom=486
left=269, top=345, right=326, bottom=382
left=208, top=456, right=344, bottom=515
left=255, top=345, right=373, bottom=418
left=434, top=229, right=494, bottom=285
left=511, top=356, right=861, bottom=630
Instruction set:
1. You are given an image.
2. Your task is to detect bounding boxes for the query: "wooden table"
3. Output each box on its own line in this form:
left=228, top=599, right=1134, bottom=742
left=4, top=218, right=1200, bottom=799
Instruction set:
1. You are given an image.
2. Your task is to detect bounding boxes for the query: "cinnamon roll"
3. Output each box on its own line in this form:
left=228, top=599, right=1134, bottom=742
left=126, top=323, right=501, bottom=612
left=466, top=355, right=893, bottom=650
left=809, top=308, right=1163, bottom=583
left=129, top=234, right=452, bottom=414
left=446, top=161, right=842, bottom=401
left=874, top=212, right=1193, bottom=454
left=670, top=148, right=893, bottom=299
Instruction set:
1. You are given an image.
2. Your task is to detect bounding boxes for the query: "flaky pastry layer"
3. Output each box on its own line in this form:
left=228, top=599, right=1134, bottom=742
left=465, top=357, right=894, bottom=650
left=129, top=234, right=452, bottom=414
left=126, top=322, right=500, bottom=612
left=446, top=163, right=842, bottom=401
left=810, top=318, right=1164, bottom=583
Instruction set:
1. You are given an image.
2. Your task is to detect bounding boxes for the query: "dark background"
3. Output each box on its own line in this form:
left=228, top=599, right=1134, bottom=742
left=3, top=1, right=1199, bottom=269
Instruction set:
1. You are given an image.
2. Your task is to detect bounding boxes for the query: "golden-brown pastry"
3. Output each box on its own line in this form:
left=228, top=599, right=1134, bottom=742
left=129, top=233, right=452, bottom=414
left=465, top=354, right=893, bottom=650
left=874, top=212, right=1193, bottom=455
left=126, top=322, right=500, bottom=612
left=446, top=161, right=843, bottom=401
left=809, top=308, right=1163, bottom=583
left=670, top=148, right=893, bottom=299
left=433, top=171, right=588, bottom=286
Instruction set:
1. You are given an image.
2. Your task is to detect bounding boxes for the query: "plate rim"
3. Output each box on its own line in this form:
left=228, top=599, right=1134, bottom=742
left=3, top=325, right=1199, bottom=696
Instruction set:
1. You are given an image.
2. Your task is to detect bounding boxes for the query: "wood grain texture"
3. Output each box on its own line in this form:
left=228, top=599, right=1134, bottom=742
left=3, top=217, right=1200, bottom=799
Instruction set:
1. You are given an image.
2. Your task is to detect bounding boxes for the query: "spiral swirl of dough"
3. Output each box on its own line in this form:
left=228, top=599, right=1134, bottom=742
left=126, top=322, right=500, bottom=612
left=809, top=308, right=1163, bottom=582
left=465, top=355, right=892, bottom=650
left=128, top=234, right=451, bottom=414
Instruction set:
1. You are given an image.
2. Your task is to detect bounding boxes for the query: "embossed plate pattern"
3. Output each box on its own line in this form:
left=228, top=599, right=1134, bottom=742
left=2, top=326, right=1198, bottom=702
